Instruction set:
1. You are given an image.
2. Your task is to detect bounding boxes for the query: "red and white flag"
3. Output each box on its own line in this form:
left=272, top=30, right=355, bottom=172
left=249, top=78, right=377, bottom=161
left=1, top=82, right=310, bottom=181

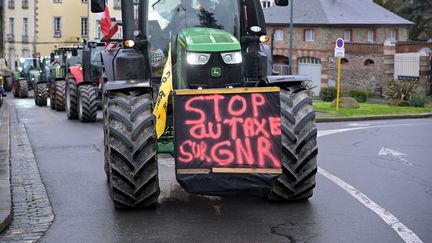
left=100, top=0, right=119, bottom=40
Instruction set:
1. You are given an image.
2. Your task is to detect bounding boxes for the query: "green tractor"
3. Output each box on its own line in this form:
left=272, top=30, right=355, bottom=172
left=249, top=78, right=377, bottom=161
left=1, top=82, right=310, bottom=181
left=13, top=57, right=41, bottom=98
left=0, top=58, right=14, bottom=92
left=92, top=0, right=317, bottom=208
left=33, top=57, right=52, bottom=106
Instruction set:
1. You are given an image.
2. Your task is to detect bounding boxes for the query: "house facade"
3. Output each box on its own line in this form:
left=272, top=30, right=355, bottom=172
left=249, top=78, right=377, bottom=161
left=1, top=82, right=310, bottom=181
left=35, top=0, right=88, bottom=57
left=3, top=0, right=36, bottom=71
left=263, top=0, right=413, bottom=94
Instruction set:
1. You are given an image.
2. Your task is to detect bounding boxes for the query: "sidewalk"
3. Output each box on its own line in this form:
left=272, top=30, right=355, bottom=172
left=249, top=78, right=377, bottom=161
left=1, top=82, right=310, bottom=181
left=0, top=102, right=12, bottom=234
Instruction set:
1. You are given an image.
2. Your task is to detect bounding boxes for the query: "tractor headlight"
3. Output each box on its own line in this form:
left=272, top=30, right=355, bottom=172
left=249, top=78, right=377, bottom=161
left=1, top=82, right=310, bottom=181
left=186, top=52, right=210, bottom=65
left=221, top=51, right=242, bottom=64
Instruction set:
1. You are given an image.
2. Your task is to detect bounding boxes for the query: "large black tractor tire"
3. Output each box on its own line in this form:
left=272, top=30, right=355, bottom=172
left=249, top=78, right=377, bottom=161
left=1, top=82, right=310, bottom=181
left=106, top=90, right=159, bottom=208
left=78, top=84, right=98, bottom=122
left=4, top=76, right=13, bottom=91
left=35, top=83, right=48, bottom=106
left=55, top=80, right=66, bottom=111
left=66, top=78, right=78, bottom=119
left=103, top=92, right=110, bottom=182
left=269, top=87, right=318, bottom=201
left=17, top=79, right=29, bottom=98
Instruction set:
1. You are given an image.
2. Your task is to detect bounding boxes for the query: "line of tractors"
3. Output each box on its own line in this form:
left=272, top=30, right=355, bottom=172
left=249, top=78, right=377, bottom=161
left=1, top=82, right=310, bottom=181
left=4, top=0, right=319, bottom=209
left=4, top=41, right=105, bottom=122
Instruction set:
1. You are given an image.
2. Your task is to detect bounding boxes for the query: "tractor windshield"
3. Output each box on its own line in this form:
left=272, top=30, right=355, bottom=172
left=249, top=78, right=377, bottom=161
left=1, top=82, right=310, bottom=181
left=91, top=46, right=104, bottom=67
left=20, top=58, right=40, bottom=72
left=148, top=0, right=240, bottom=75
left=66, top=49, right=83, bottom=67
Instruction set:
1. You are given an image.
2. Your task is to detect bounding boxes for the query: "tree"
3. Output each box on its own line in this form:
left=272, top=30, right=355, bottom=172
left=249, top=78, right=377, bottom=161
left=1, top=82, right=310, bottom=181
left=374, top=0, right=432, bottom=41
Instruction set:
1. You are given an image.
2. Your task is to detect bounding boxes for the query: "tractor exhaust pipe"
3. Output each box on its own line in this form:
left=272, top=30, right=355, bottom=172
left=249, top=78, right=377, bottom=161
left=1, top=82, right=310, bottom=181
left=121, top=0, right=135, bottom=40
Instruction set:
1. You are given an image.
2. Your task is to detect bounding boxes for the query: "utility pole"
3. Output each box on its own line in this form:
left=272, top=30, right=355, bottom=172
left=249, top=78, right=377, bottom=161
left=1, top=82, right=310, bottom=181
left=288, top=0, right=294, bottom=75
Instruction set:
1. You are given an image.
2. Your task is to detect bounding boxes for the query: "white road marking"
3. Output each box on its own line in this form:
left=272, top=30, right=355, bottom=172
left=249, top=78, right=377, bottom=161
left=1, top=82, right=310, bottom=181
left=379, top=147, right=412, bottom=166
left=317, top=123, right=425, bottom=138
left=318, top=123, right=426, bottom=243
left=347, top=122, right=371, bottom=127
left=318, top=168, right=423, bottom=243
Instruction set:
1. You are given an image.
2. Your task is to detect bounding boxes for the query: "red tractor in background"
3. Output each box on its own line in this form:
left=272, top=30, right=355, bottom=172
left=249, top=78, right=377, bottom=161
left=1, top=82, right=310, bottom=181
left=66, top=41, right=105, bottom=122
left=49, top=46, right=83, bottom=111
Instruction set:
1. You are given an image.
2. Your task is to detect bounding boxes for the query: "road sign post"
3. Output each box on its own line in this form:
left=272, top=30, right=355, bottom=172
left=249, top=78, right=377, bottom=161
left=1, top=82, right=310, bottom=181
left=334, top=38, right=345, bottom=112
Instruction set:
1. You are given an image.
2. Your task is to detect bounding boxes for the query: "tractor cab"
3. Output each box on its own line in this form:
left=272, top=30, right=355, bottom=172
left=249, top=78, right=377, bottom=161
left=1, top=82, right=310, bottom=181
left=16, top=57, right=41, bottom=85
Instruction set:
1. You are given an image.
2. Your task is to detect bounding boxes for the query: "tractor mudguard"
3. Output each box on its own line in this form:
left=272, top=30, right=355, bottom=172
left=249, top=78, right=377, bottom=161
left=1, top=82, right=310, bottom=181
left=263, top=75, right=310, bottom=87
left=173, top=87, right=282, bottom=195
left=105, top=79, right=151, bottom=92
left=69, top=66, right=84, bottom=83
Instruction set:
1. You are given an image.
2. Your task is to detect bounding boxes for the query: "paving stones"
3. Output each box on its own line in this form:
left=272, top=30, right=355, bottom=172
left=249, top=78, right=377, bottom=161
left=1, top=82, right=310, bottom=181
left=0, top=115, right=54, bottom=242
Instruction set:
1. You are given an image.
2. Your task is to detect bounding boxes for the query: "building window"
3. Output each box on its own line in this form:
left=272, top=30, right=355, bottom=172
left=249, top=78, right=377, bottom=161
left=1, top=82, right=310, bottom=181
left=8, top=0, right=15, bottom=9
left=344, top=29, right=352, bottom=42
left=81, top=17, right=88, bottom=37
left=367, top=29, right=375, bottom=42
left=274, top=29, right=284, bottom=41
left=81, top=0, right=88, bottom=3
left=53, top=17, right=62, bottom=37
left=114, top=0, right=121, bottom=9
left=22, top=0, right=29, bottom=9
left=304, top=29, right=314, bottom=42
left=261, top=0, right=271, bottom=8
left=341, top=58, right=349, bottom=64
left=390, top=29, right=398, bottom=42
left=96, top=20, right=101, bottom=39
left=53, top=0, right=62, bottom=3
left=23, top=18, right=28, bottom=37
left=364, top=59, right=375, bottom=66
left=9, top=18, right=14, bottom=35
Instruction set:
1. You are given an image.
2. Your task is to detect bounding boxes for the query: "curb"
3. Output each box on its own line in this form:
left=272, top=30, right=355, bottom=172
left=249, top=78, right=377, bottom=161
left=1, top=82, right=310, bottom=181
left=316, top=113, right=432, bottom=123
left=0, top=101, right=12, bottom=234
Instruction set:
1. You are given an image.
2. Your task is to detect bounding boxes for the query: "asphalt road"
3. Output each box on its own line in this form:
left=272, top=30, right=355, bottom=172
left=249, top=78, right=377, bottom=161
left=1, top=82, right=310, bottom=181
left=7, top=95, right=432, bottom=242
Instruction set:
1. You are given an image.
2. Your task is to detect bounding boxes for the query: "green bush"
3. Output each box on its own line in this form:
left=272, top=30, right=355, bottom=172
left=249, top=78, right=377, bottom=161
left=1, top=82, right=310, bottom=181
left=408, top=94, right=428, bottom=108
left=347, top=89, right=368, bottom=103
left=319, top=87, right=337, bottom=102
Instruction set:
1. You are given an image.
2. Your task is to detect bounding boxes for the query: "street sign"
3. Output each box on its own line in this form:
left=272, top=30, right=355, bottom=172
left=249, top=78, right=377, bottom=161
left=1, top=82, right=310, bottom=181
left=334, top=48, right=345, bottom=58
left=334, top=38, right=345, bottom=58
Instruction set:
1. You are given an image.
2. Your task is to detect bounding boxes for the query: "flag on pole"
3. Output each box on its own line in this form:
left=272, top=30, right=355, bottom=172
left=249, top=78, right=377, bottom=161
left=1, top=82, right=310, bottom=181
left=100, top=1, right=111, bottom=37
left=153, top=44, right=173, bottom=139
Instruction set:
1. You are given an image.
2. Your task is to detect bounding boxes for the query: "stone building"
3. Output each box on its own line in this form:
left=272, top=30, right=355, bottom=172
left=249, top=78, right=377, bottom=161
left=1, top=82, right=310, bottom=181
left=263, top=0, right=413, bottom=94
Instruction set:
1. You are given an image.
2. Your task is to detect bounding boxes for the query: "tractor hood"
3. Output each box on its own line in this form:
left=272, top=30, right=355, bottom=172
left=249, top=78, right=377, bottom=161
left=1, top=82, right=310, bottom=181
left=178, top=28, right=240, bottom=53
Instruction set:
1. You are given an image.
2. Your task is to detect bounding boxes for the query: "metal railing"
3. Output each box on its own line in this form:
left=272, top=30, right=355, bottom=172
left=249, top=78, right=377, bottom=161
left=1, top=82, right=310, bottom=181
left=22, top=35, right=29, bottom=43
left=6, top=34, right=14, bottom=42
left=54, top=30, right=62, bottom=38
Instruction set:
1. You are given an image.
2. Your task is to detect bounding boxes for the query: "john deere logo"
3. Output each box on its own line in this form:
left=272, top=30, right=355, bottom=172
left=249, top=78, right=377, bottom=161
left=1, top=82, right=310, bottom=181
left=211, top=67, right=221, bottom=77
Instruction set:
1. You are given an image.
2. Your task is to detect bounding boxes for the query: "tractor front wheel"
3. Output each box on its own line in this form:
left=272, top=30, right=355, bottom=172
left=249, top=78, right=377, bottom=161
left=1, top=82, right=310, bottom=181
left=105, top=90, right=159, bottom=208
left=78, top=84, right=97, bottom=122
left=55, top=80, right=66, bottom=111
left=269, top=87, right=318, bottom=201
left=35, top=83, right=48, bottom=106
left=66, top=78, right=78, bottom=119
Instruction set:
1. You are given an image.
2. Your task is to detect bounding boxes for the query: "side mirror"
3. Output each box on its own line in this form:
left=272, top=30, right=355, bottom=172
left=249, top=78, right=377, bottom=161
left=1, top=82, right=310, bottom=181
left=91, top=0, right=105, bottom=13
left=274, top=0, right=289, bottom=6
